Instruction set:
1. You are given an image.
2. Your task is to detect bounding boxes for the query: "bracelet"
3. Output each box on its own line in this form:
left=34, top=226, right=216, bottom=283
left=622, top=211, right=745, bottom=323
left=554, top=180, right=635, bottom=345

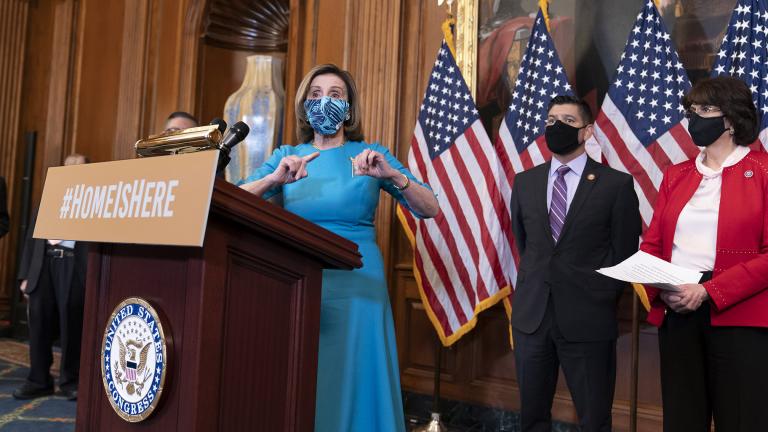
left=392, top=173, right=410, bottom=191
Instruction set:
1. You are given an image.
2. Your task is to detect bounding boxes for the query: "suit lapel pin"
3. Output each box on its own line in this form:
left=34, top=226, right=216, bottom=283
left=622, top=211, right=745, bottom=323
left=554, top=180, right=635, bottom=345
left=587, top=173, right=596, bottom=181
left=744, top=170, right=754, bottom=178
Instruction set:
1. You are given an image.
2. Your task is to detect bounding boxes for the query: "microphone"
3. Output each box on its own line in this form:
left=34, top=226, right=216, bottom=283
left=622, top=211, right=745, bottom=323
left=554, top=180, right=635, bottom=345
left=209, top=118, right=227, bottom=133
left=220, top=121, right=250, bottom=153
left=216, top=121, right=250, bottom=176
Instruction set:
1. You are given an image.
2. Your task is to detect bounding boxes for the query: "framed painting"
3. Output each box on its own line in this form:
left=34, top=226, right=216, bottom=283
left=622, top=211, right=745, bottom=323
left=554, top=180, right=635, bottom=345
left=454, top=0, right=737, bottom=135
left=455, top=0, right=572, bottom=134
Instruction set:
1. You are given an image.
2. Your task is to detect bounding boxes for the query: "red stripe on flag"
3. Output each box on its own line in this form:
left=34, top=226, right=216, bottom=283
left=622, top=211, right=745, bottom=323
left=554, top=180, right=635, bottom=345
left=491, top=131, right=520, bottom=290
left=417, top=212, right=471, bottom=323
left=430, top=154, right=488, bottom=309
left=410, top=134, right=477, bottom=316
left=494, top=133, right=516, bottom=189
left=446, top=143, right=504, bottom=297
left=519, top=146, right=535, bottom=171
left=596, top=113, right=659, bottom=206
left=667, top=123, right=699, bottom=159
left=410, top=135, right=431, bottom=186
left=401, top=207, right=458, bottom=336
left=402, top=203, right=418, bottom=233
left=464, top=127, right=512, bottom=291
left=465, top=129, right=514, bottom=224
left=534, top=136, right=552, bottom=162
left=645, top=141, right=672, bottom=171
left=411, top=229, right=453, bottom=335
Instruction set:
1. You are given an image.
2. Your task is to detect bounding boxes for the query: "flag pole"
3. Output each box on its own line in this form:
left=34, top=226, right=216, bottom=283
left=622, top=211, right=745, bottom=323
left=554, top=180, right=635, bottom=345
left=630, top=291, right=640, bottom=432
left=414, top=337, right=447, bottom=432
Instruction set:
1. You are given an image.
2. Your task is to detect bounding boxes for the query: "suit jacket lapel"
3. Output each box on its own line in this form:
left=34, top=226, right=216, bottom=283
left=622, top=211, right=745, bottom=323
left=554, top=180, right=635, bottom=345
left=557, top=157, right=600, bottom=245
left=534, top=161, right=554, bottom=246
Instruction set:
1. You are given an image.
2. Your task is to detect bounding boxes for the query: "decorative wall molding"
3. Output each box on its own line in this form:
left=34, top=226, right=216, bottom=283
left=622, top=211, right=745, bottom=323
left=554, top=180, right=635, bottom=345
left=112, top=0, right=152, bottom=161
left=0, top=0, right=30, bottom=314
left=178, top=0, right=206, bottom=112
left=203, top=0, right=290, bottom=52
left=346, top=0, right=404, bottom=275
left=47, top=0, right=78, bottom=165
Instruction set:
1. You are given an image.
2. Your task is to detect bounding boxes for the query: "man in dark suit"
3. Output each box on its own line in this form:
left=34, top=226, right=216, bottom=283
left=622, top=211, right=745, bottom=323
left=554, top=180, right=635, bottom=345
left=0, top=176, right=9, bottom=238
left=510, top=96, right=641, bottom=432
left=13, top=154, right=89, bottom=401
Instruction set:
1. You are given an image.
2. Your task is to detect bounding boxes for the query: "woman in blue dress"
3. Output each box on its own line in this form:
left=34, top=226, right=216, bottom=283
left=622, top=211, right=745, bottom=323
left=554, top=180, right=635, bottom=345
left=240, top=64, right=439, bottom=431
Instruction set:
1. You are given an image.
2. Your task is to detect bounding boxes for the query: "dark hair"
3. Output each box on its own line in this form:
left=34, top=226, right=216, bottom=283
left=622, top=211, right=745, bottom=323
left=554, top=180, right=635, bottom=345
left=547, top=95, right=593, bottom=124
left=166, top=111, right=199, bottom=126
left=682, top=76, right=758, bottom=146
left=295, top=64, right=364, bottom=144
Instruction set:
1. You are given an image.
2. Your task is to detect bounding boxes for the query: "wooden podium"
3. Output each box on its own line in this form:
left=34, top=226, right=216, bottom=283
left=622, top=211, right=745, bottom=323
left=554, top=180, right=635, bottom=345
left=75, top=179, right=362, bottom=431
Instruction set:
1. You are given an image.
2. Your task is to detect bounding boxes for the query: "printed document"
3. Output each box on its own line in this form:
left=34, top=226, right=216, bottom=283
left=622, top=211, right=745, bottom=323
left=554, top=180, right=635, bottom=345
left=596, top=251, right=703, bottom=291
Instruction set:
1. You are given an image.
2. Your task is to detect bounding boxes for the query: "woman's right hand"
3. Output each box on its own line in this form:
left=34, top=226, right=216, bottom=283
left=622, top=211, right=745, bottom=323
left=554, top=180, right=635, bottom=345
left=267, top=152, right=320, bottom=185
left=240, top=151, right=320, bottom=196
left=660, top=290, right=687, bottom=313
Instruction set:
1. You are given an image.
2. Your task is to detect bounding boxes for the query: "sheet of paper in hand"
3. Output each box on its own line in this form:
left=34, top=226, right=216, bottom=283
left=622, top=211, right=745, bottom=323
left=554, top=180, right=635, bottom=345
left=596, top=250, right=703, bottom=291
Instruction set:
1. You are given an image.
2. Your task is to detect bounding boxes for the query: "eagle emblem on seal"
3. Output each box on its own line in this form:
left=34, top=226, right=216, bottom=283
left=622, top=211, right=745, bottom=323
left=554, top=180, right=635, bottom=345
left=102, top=298, right=168, bottom=422
left=113, top=336, right=153, bottom=396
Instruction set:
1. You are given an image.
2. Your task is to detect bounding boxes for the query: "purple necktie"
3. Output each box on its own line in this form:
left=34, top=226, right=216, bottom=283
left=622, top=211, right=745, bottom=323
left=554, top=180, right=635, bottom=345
left=549, top=165, right=571, bottom=242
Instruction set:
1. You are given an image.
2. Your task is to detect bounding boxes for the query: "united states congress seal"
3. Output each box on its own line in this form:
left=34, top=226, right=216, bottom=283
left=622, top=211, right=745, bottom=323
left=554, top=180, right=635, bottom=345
left=101, top=297, right=167, bottom=422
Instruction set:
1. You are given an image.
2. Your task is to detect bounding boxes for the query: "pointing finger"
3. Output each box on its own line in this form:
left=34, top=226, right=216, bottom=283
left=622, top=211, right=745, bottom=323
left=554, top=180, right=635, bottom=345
left=303, top=151, right=320, bottom=162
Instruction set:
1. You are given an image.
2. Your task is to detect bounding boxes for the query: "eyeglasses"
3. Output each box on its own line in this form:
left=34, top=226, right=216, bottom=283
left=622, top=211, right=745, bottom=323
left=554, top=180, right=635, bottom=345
left=685, top=105, right=722, bottom=118
left=544, top=118, right=588, bottom=127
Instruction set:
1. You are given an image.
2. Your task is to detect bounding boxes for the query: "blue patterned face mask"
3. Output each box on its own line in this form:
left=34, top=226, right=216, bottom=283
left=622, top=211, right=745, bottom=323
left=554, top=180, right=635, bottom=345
left=304, top=96, right=350, bottom=136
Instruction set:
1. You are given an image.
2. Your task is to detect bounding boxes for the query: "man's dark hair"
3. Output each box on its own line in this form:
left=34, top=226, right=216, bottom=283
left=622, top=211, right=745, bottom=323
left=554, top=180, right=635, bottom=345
left=547, top=95, right=593, bottom=124
left=166, top=111, right=199, bottom=126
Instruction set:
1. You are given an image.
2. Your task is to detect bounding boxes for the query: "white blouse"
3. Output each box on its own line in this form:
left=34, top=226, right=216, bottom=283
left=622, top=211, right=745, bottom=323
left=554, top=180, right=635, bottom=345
left=670, top=145, right=750, bottom=271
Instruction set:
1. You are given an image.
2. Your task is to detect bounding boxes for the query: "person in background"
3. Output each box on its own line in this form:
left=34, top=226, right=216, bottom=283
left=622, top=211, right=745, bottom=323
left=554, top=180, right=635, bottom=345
left=13, top=154, right=89, bottom=401
left=163, top=111, right=198, bottom=133
left=641, top=76, right=768, bottom=432
left=0, top=176, right=8, bottom=238
left=239, top=64, right=438, bottom=431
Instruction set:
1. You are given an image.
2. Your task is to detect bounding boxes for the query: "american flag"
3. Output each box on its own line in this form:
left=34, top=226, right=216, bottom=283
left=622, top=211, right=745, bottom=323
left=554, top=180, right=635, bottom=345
left=493, top=10, right=573, bottom=326
left=591, top=0, right=698, bottom=226
left=710, top=0, right=768, bottom=150
left=496, top=10, right=574, bottom=179
left=397, top=39, right=513, bottom=346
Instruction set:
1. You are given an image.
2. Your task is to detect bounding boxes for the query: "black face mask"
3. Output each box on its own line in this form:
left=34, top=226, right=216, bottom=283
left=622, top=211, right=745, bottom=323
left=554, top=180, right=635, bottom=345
left=545, top=121, right=586, bottom=155
left=687, top=113, right=727, bottom=147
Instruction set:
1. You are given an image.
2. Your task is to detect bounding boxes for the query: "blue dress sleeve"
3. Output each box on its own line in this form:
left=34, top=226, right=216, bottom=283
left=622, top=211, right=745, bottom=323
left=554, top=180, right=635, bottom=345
left=238, top=145, right=289, bottom=200
left=371, top=143, right=434, bottom=219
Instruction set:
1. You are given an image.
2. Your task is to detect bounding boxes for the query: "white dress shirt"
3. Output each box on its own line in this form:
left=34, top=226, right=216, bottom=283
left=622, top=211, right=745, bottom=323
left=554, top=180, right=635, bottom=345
left=48, top=239, right=76, bottom=249
left=670, top=145, right=750, bottom=271
left=547, top=151, right=588, bottom=214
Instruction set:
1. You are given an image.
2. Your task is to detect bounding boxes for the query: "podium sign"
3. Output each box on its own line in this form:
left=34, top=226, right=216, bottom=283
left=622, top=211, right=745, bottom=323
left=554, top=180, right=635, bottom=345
left=34, top=151, right=218, bottom=246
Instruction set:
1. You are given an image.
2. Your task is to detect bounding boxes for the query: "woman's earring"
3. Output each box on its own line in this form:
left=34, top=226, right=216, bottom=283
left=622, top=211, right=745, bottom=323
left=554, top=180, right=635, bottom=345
left=729, top=128, right=735, bottom=136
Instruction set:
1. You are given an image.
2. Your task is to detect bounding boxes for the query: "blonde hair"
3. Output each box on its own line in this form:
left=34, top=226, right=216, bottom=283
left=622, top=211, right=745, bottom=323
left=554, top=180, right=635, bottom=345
left=294, top=64, right=364, bottom=144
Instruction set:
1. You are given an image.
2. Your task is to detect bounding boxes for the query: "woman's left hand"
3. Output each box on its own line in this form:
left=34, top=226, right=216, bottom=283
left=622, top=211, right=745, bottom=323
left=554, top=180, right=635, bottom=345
left=352, top=147, right=439, bottom=218
left=669, top=283, right=709, bottom=313
left=352, top=149, right=399, bottom=180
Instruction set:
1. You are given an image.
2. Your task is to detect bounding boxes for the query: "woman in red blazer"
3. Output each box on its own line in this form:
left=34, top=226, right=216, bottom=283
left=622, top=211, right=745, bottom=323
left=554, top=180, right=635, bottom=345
left=641, top=76, right=768, bottom=432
